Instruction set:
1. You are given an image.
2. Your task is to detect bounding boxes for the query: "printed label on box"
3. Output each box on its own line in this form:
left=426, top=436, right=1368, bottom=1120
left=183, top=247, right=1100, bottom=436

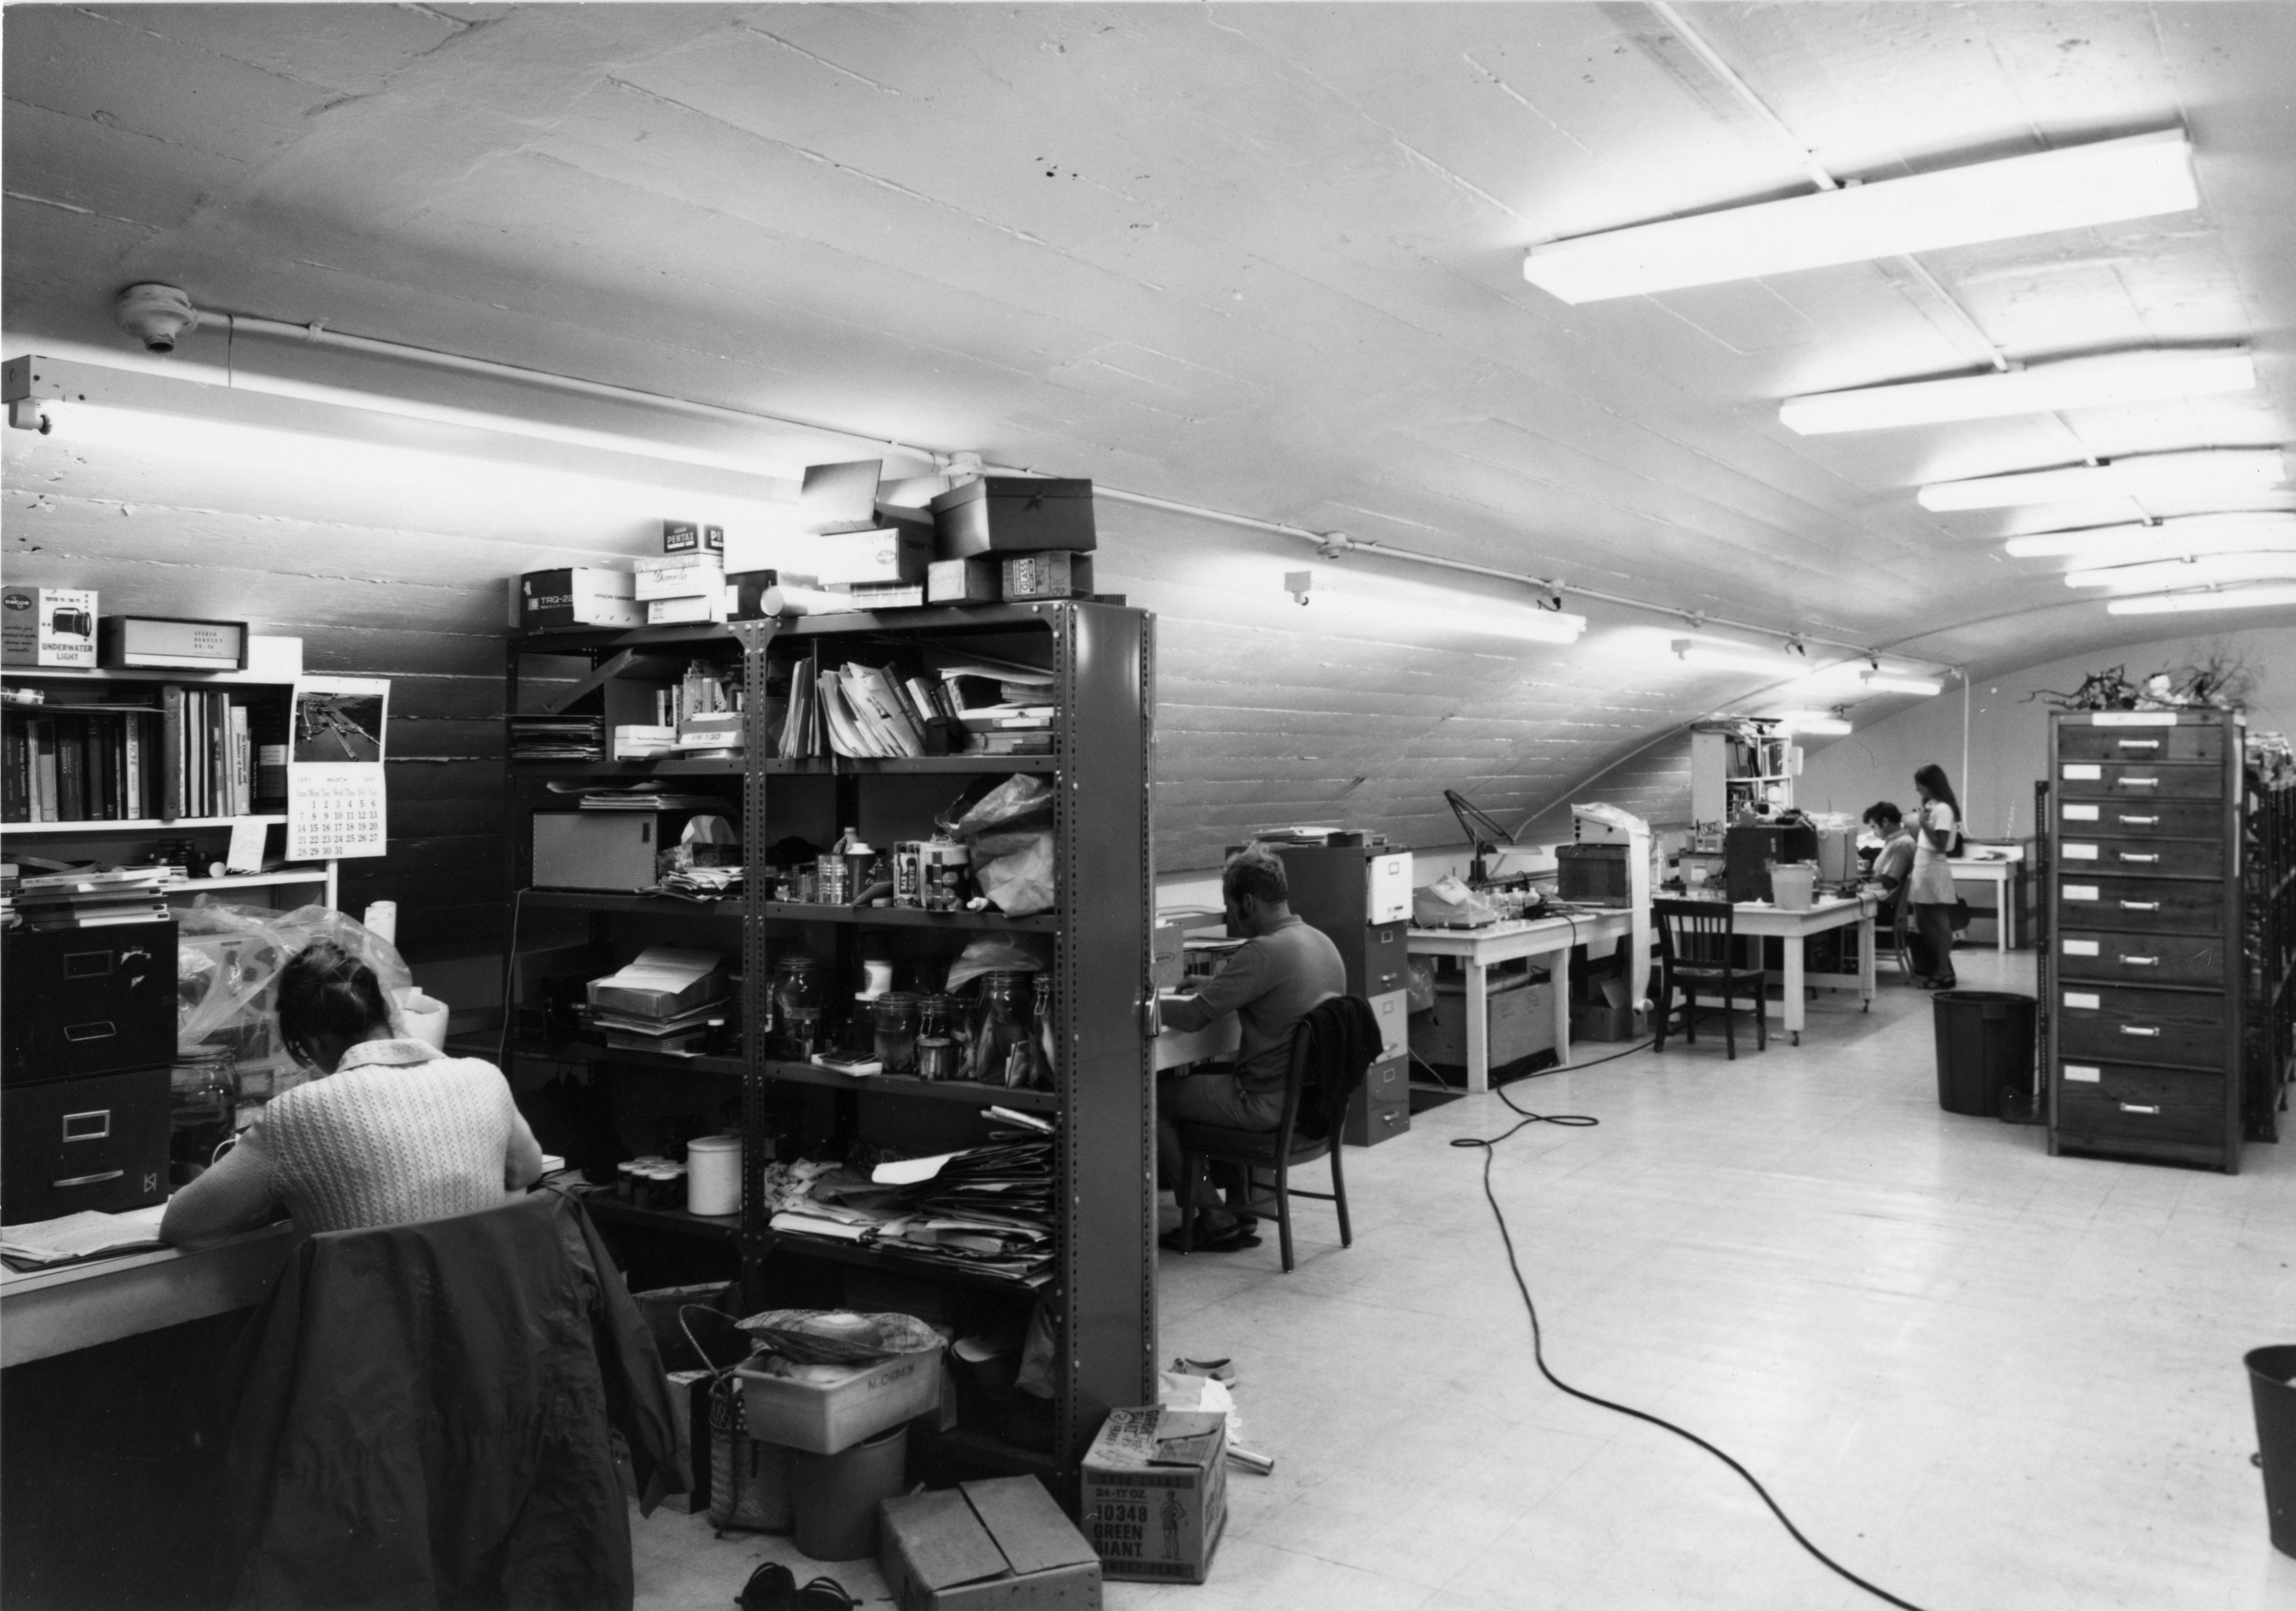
left=2062, top=764, right=2102, bottom=780
left=2063, top=885, right=2099, bottom=901
left=2062, top=804, right=2100, bottom=821
left=2062, top=939, right=2100, bottom=956
left=2063, top=991, right=2100, bottom=1010
left=2063, top=843, right=2098, bottom=860
left=2064, top=1064, right=2101, bottom=1083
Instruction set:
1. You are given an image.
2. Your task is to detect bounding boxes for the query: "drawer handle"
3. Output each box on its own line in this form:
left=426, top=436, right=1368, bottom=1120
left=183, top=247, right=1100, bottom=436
left=2123, top=956, right=2159, bottom=967
left=2117, top=1103, right=2161, bottom=1116
left=2118, top=853, right=2159, bottom=864
left=52, top=1169, right=124, bottom=1189
left=2115, top=739, right=2161, bottom=750
left=2119, top=778, right=2160, bottom=789
left=2119, top=901, right=2160, bottom=911
left=2118, top=815, right=2159, bottom=826
left=2119, top=1025, right=2161, bottom=1038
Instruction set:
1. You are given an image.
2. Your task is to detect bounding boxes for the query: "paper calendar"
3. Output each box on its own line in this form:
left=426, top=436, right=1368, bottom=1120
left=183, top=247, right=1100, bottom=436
left=287, top=676, right=389, bottom=861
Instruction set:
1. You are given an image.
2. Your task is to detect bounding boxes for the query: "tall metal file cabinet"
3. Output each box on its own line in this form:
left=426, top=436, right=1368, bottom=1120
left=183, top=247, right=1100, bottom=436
left=2045, top=708, right=2265, bottom=1171
left=1273, top=841, right=1413, bottom=1145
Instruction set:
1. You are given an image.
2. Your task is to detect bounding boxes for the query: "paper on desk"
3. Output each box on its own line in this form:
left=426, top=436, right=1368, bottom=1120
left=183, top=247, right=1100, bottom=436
left=871, top=1151, right=962, bottom=1186
left=0, top=1205, right=167, bottom=1265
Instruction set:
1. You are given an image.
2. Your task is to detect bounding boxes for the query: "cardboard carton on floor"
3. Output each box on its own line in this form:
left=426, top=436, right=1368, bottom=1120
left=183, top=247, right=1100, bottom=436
left=879, top=1476, right=1101, bottom=1609
left=1078, top=1406, right=1226, bottom=1585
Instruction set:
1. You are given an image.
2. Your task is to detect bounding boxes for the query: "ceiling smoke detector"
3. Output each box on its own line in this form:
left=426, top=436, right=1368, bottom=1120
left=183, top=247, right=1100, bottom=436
left=114, top=283, right=199, bottom=354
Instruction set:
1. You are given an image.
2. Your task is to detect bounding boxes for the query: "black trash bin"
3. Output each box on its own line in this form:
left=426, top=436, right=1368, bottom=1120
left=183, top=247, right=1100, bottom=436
left=2249, top=1345, right=2296, bottom=1558
left=1931, top=990, right=2037, bottom=1117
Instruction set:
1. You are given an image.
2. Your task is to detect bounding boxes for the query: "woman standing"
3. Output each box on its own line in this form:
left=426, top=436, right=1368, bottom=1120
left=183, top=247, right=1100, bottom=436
left=1908, top=763, right=1963, bottom=990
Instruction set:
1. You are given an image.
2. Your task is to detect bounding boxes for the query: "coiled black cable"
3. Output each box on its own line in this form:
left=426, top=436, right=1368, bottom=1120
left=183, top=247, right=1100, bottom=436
left=1450, top=1053, right=1935, bottom=1611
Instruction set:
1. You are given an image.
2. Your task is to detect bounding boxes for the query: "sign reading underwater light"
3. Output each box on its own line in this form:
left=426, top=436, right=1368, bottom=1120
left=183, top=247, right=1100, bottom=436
left=2063, top=552, right=2296, bottom=591
left=2107, top=583, right=2296, bottom=615
left=1918, top=449, right=2287, bottom=512
left=2003, top=512, right=2296, bottom=561
left=1522, top=131, right=2198, bottom=305
left=1781, top=348, right=2254, bottom=436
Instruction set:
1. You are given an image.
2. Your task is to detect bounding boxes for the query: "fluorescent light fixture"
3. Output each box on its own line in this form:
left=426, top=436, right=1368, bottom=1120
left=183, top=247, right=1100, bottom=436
left=2106, top=583, right=2296, bottom=614
left=1781, top=348, right=2253, bottom=436
left=1671, top=638, right=1800, bottom=675
left=1776, top=710, right=1852, bottom=736
left=2003, top=511, right=2296, bottom=561
left=2063, top=552, right=2296, bottom=590
left=1300, top=589, right=1585, bottom=645
left=1523, top=130, right=2197, bottom=304
left=1861, top=671, right=1944, bottom=697
left=1919, top=449, right=2286, bottom=512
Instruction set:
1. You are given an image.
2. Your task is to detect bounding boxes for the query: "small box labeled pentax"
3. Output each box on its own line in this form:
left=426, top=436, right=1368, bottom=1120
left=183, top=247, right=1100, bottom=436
left=1001, top=551, right=1093, bottom=601
left=661, top=521, right=725, bottom=555
left=2, top=586, right=98, bottom=669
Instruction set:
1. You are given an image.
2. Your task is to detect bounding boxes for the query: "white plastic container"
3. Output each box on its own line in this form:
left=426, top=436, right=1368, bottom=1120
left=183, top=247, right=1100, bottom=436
left=685, top=1133, right=742, bottom=1217
left=735, top=1349, right=943, bottom=1455
left=1770, top=863, right=1818, bottom=912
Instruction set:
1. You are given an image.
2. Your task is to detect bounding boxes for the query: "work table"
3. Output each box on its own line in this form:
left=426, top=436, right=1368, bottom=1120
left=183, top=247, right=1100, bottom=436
left=0, top=1221, right=296, bottom=1368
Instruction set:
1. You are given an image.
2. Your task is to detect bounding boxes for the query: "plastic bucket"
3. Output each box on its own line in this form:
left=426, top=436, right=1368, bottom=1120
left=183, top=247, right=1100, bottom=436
left=2248, top=1345, right=2296, bottom=1557
left=791, top=1423, right=908, bottom=1561
left=685, top=1134, right=742, bottom=1217
left=1769, top=864, right=1817, bottom=912
left=1931, top=991, right=2036, bottom=1118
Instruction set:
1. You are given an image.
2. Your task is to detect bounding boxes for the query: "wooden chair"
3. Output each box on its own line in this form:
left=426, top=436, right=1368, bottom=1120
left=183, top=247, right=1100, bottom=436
left=1175, top=995, right=1376, bottom=1272
left=1652, top=898, right=1767, bottom=1059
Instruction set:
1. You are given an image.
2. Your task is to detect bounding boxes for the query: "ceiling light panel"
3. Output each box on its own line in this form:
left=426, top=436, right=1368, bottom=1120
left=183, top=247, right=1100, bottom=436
left=1523, top=131, right=2198, bottom=304
left=1781, top=349, right=2254, bottom=436
left=2063, top=551, right=2296, bottom=591
left=2003, top=512, right=2296, bottom=561
left=2107, top=584, right=2296, bottom=614
left=1918, top=449, right=2287, bottom=512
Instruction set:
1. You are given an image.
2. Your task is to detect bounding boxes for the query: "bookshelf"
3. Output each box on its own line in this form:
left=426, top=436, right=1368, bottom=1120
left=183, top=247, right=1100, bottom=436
left=501, top=600, right=1155, bottom=1490
left=1690, top=717, right=1798, bottom=827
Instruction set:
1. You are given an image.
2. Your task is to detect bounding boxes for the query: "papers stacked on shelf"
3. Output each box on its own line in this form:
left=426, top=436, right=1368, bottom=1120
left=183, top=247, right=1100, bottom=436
left=14, top=864, right=170, bottom=929
left=511, top=714, right=603, bottom=761
left=767, top=1140, right=1058, bottom=1287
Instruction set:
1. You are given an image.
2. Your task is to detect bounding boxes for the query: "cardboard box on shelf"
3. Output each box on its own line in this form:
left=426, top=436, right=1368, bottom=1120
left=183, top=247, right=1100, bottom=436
left=1000, top=552, right=1093, bottom=601
left=1410, top=970, right=1556, bottom=1071
left=645, top=590, right=732, bottom=625
left=1079, top=1406, right=1227, bottom=1585
left=879, top=1477, right=1103, bottom=1610
left=587, top=946, right=727, bottom=1019
left=930, top=477, right=1097, bottom=558
left=1, top=586, right=98, bottom=669
left=927, top=556, right=1001, bottom=606
left=812, top=527, right=932, bottom=586
left=632, top=551, right=726, bottom=601
left=661, top=521, right=725, bottom=555
left=512, top=568, right=644, bottom=630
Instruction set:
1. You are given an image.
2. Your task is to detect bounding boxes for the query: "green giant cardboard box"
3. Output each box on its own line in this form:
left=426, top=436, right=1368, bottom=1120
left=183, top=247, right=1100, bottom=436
left=1078, top=1406, right=1226, bottom=1584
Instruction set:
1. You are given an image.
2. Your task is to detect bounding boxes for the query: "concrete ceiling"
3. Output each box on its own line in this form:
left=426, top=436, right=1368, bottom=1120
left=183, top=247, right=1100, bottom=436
left=5, top=2, right=2293, bottom=852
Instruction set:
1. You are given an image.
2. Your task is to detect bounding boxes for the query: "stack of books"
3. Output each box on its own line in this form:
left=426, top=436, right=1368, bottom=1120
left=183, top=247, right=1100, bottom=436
left=14, top=865, right=171, bottom=930
left=772, top=648, right=1061, bottom=761
left=510, top=714, right=603, bottom=762
left=3, top=691, right=284, bottom=823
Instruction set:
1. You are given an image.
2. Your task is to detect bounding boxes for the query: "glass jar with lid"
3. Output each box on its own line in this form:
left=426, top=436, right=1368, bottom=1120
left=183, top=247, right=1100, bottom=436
left=915, top=993, right=960, bottom=1081
left=771, top=956, right=826, bottom=1060
left=968, top=971, right=1042, bottom=1088
left=872, top=992, right=920, bottom=1075
left=169, top=1047, right=239, bottom=1184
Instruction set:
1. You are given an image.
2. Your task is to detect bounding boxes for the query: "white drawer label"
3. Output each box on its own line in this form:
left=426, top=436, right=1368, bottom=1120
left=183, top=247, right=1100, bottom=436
left=2063, top=1064, right=2101, bottom=1083
left=2063, top=885, right=2099, bottom=901
left=2063, top=843, right=2099, bottom=860
left=2064, top=991, right=2100, bottom=1010
left=2062, top=803, right=2099, bottom=821
left=2062, top=764, right=2101, bottom=780
left=2062, top=939, right=2100, bottom=956
left=2090, top=713, right=2177, bottom=726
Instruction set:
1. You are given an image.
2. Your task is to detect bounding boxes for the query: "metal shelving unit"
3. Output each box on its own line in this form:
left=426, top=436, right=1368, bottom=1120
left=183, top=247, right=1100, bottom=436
left=502, top=601, right=1155, bottom=1488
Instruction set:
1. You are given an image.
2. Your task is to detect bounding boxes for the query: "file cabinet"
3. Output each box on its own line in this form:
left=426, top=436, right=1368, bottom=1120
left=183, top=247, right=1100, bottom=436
left=1275, top=841, right=1413, bottom=1146
left=2046, top=709, right=2246, bottom=1171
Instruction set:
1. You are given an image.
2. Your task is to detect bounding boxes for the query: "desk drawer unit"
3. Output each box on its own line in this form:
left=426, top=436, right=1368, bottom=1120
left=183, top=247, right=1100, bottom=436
left=2056, top=838, right=2223, bottom=880
left=1364, top=922, right=1410, bottom=997
left=2054, top=760, right=2224, bottom=800
left=2045, top=709, right=2244, bottom=1172
left=2054, top=874, right=2223, bottom=934
left=2057, top=930, right=2226, bottom=988
left=1344, top=1054, right=1409, bottom=1148
left=2056, top=798, right=2221, bottom=839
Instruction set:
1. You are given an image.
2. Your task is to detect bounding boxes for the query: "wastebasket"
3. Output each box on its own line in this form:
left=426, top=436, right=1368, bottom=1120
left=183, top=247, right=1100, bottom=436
left=1930, top=990, right=2036, bottom=1118
left=2248, top=1345, right=2296, bottom=1557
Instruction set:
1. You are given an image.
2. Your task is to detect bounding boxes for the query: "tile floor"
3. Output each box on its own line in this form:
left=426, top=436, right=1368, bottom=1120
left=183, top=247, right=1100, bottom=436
left=633, top=948, right=2296, bottom=1610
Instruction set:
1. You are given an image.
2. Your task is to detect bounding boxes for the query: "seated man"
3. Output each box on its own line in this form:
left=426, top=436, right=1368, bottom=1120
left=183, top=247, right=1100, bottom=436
left=1862, top=800, right=1917, bottom=937
left=1156, top=846, right=1345, bottom=1251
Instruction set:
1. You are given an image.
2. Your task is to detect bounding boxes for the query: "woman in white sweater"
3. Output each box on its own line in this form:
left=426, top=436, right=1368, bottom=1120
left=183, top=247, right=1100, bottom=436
left=161, top=941, right=545, bottom=1245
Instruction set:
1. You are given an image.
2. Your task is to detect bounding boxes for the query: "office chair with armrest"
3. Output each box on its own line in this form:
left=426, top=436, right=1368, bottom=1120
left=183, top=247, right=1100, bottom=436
left=1175, top=994, right=1377, bottom=1273
left=1652, top=898, right=1767, bottom=1059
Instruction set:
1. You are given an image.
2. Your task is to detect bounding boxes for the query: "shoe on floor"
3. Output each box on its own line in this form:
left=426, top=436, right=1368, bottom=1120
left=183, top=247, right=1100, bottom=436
left=1172, top=1355, right=1238, bottom=1383
left=1159, top=1218, right=1262, bottom=1253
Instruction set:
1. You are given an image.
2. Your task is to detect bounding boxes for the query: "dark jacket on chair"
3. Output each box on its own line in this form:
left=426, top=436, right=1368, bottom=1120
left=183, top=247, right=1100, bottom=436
left=1294, top=994, right=1381, bottom=1141
left=217, top=1188, right=687, bottom=1610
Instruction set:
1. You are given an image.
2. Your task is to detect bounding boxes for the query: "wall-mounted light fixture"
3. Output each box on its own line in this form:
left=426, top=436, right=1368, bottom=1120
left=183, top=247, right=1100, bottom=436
left=2106, top=583, right=2296, bottom=615
left=1775, top=710, right=1852, bottom=736
left=2003, top=511, right=2296, bottom=561
left=1781, top=347, right=2254, bottom=436
left=1524, top=130, right=2198, bottom=304
left=1918, top=448, right=2287, bottom=512
left=2063, top=552, right=2296, bottom=591
left=1671, top=637, right=1803, bottom=675
left=1860, top=670, right=1944, bottom=697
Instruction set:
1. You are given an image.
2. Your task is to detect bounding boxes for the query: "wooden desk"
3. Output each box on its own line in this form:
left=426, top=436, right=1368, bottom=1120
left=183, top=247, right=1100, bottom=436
left=1680, top=895, right=1877, bottom=1045
left=1407, top=910, right=1635, bottom=1093
left=0, top=1222, right=296, bottom=1368
left=1948, top=853, right=2022, bottom=952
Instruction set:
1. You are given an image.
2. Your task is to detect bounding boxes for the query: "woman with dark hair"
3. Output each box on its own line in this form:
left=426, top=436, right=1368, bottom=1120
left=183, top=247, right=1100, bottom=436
left=1907, top=763, right=1963, bottom=990
left=160, top=940, right=544, bottom=1245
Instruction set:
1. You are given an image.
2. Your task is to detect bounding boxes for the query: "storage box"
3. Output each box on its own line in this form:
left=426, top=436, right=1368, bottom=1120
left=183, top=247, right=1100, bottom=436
left=799, top=460, right=885, bottom=534
left=588, top=945, right=728, bottom=1019
left=511, top=568, right=643, bottom=630
left=1000, top=552, right=1093, bottom=601
left=1409, top=970, right=1555, bottom=1073
left=532, top=810, right=673, bottom=890
left=2, top=586, right=98, bottom=669
left=1079, top=1406, right=1226, bottom=1584
left=930, top=478, right=1097, bottom=558
left=880, top=1478, right=1103, bottom=1610
left=661, top=521, right=725, bottom=555
left=99, top=615, right=248, bottom=671
left=632, top=551, right=725, bottom=601
left=1556, top=843, right=1631, bottom=907
left=645, top=590, right=731, bottom=625
left=813, top=528, right=932, bottom=586
left=928, top=556, right=1001, bottom=606
left=728, top=569, right=815, bottom=620
left=735, top=1347, right=943, bottom=1455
